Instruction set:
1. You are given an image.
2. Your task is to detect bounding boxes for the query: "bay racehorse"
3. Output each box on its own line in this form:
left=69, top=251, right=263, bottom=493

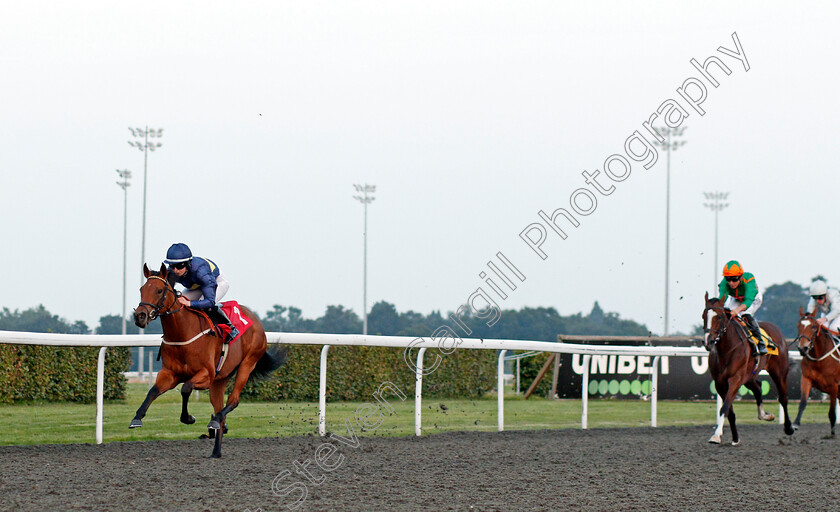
left=793, top=308, right=840, bottom=436
left=131, top=263, right=285, bottom=457
left=702, top=293, right=794, bottom=445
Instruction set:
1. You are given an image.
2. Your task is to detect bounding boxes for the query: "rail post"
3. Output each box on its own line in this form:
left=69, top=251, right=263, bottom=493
left=581, top=354, right=591, bottom=429
left=96, top=347, right=107, bottom=444
left=498, top=350, right=507, bottom=431
left=318, top=345, right=330, bottom=437
left=415, top=347, right=426, bottom=436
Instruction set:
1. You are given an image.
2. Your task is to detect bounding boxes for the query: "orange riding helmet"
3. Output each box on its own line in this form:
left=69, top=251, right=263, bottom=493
left=722, top=260, right=743, bottom=277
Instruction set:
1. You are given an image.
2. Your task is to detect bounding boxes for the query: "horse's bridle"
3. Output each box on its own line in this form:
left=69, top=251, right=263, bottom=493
left=703, top=305, right=732, bottom=348
left=796, top=314, right=840, bottom=361
left=135, top=275, right=182, bottom=320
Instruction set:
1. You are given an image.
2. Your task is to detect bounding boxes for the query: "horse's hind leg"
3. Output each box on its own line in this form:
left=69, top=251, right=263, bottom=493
left=768, top=362, right=795, bottom=436
left=180, top=382, right=196, bottom=425
left=209, top=356, right=260, bottom=431
left=794, top=377, right=812, bottom=430
left=744, top=381, right=775, bottom=421
left=206, top=378, right=227, bottom=458
left=828, top=389, right=837, bottom=438
left=129, top=370, right=178, bottom=429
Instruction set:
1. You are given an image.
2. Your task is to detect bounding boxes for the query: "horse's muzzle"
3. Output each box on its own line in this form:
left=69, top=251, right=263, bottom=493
left=134, top=309, right=153, bottom=328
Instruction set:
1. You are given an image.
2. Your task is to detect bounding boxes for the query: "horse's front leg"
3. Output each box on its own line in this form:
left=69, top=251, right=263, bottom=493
left=793, top=377, right=812, bottom=429
left=129, top=369, right=178, bottom=429
left=727, top=405, right=740, bottom=446
left=710, top=379, right=729, bottom=444
left=711, top=378, right=741, bottom=445
left=180, top=382, right=196, bottom=425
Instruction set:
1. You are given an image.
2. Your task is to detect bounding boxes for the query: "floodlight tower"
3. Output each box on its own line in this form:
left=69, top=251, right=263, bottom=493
left=353, top=184, right=376, bottom=335
left=703, top=192, right=730, bottom=290
left=116, top=170, right=132, bottom=335
left=653, top=126, right=687, bottom=335
left=128, top=126, right=163, bottom=374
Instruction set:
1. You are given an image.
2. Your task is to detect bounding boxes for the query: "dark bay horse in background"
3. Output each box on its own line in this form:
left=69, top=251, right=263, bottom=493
left=702, top=293, right=794, bottom=445
left=794, top=308, right=840, bottom=436
left=132, top=263, right=284, bottom=457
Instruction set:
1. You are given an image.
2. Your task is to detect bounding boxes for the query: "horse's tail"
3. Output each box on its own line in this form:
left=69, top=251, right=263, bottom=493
left=249, top=346, right=287, bottom=382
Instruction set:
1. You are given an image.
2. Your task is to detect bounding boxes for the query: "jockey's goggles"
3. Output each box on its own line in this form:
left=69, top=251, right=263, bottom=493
left=170, top=262, right=189, bottom=270
left=812, top=294, right=826, bottom=300
left=725, top=276, right=741, bottom=282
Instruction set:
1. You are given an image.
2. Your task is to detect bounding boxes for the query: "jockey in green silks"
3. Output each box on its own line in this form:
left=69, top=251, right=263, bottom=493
left=718, top=260, right=767, bottom=356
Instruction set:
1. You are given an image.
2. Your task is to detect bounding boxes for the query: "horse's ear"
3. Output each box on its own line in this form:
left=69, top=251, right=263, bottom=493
left=799, top=306, right=804, bottom=317
left=704, top=291, right=709, bottom=302
left=159, top=262, right=167, bottom=276
left=143, top=263, right=151, bottom=278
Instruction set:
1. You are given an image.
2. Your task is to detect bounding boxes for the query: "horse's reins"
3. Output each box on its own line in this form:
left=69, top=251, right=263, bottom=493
left=704, top=305, right=763, bottom=373
left=136, top=275, right=213, bottom=346
left=796, top=316, right=840, bottom=362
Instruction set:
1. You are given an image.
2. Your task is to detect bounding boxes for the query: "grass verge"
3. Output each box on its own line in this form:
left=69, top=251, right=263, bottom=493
left=0, top=384, right=832, bottom=446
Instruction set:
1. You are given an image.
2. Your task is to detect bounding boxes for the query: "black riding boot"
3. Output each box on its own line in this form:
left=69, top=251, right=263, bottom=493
left=743, top=314, right=767, bottom=356
left=209, top=304, right=239, bottom=343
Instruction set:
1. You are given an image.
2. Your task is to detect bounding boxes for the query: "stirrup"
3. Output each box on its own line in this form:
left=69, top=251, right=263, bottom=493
left=226, top=326, right=240, bottom=343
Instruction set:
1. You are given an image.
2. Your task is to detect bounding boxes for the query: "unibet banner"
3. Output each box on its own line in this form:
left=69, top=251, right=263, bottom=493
left=554, top=340, right=807, bottom=400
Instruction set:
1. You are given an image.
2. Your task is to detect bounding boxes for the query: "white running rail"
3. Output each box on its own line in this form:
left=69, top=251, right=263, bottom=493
left=0, top=330, right=802, bottom=444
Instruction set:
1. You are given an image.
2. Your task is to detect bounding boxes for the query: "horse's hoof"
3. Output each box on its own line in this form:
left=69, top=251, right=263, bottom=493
left=709, top=435, right=721, bottom=444
left=199, top=434, right=211, bottom=439
left=761, top=414, right=776, bottom=422
left=181, top=415, right=196, bottom=425
left=210, top=452, right=222, bottom=459
left=792, top=423, right=800, bottom=431
left=731, top=439, right=741, bottom=447
left=129, top=419, right=143, bottom=429
left=785, top=427, right=795, bottom=436
left=208, top=420, right=221, bottom=430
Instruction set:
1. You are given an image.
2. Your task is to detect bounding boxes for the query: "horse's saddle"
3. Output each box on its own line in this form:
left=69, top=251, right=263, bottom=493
left=748, top=327, right=779, bottom=356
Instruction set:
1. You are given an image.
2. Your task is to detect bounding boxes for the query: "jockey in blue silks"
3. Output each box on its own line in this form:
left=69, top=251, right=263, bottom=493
left=165, top=243, right=239, bottom=343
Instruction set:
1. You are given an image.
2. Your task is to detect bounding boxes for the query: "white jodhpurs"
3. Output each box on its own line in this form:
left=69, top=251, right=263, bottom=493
left=725, top=288, right=763, bottom=317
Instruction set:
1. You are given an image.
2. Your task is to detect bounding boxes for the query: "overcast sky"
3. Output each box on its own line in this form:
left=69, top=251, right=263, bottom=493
left=1, top=1, right=838, bottom=335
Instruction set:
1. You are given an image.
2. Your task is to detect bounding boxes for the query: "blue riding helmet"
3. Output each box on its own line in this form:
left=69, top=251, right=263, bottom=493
left=165, top=243, right=193, bottom=264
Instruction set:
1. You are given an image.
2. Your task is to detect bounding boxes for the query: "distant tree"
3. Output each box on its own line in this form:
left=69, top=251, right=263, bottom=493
left=96, top=314, right=140, bottom=335
left=368, top=301, right=401, bottom=335
left=263, top=305, right=311, bottom=332
left=0, top=305, right=74, bottom=333
left=312, top=305, right=362, bottom=334
left=69, top=320, right=91, bottom=335
left=756, top=281, right=808, bottom=339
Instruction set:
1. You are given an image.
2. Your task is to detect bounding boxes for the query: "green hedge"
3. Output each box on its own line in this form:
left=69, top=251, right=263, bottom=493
left=0, top=345, right=131, bottom=403
left=242, top=345, right=498, bottom=402
left=518, top=351, right=553, bottom=398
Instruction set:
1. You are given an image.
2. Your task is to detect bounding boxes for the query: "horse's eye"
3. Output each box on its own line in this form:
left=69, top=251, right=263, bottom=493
left=156, top=289, right=162, bottom=295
